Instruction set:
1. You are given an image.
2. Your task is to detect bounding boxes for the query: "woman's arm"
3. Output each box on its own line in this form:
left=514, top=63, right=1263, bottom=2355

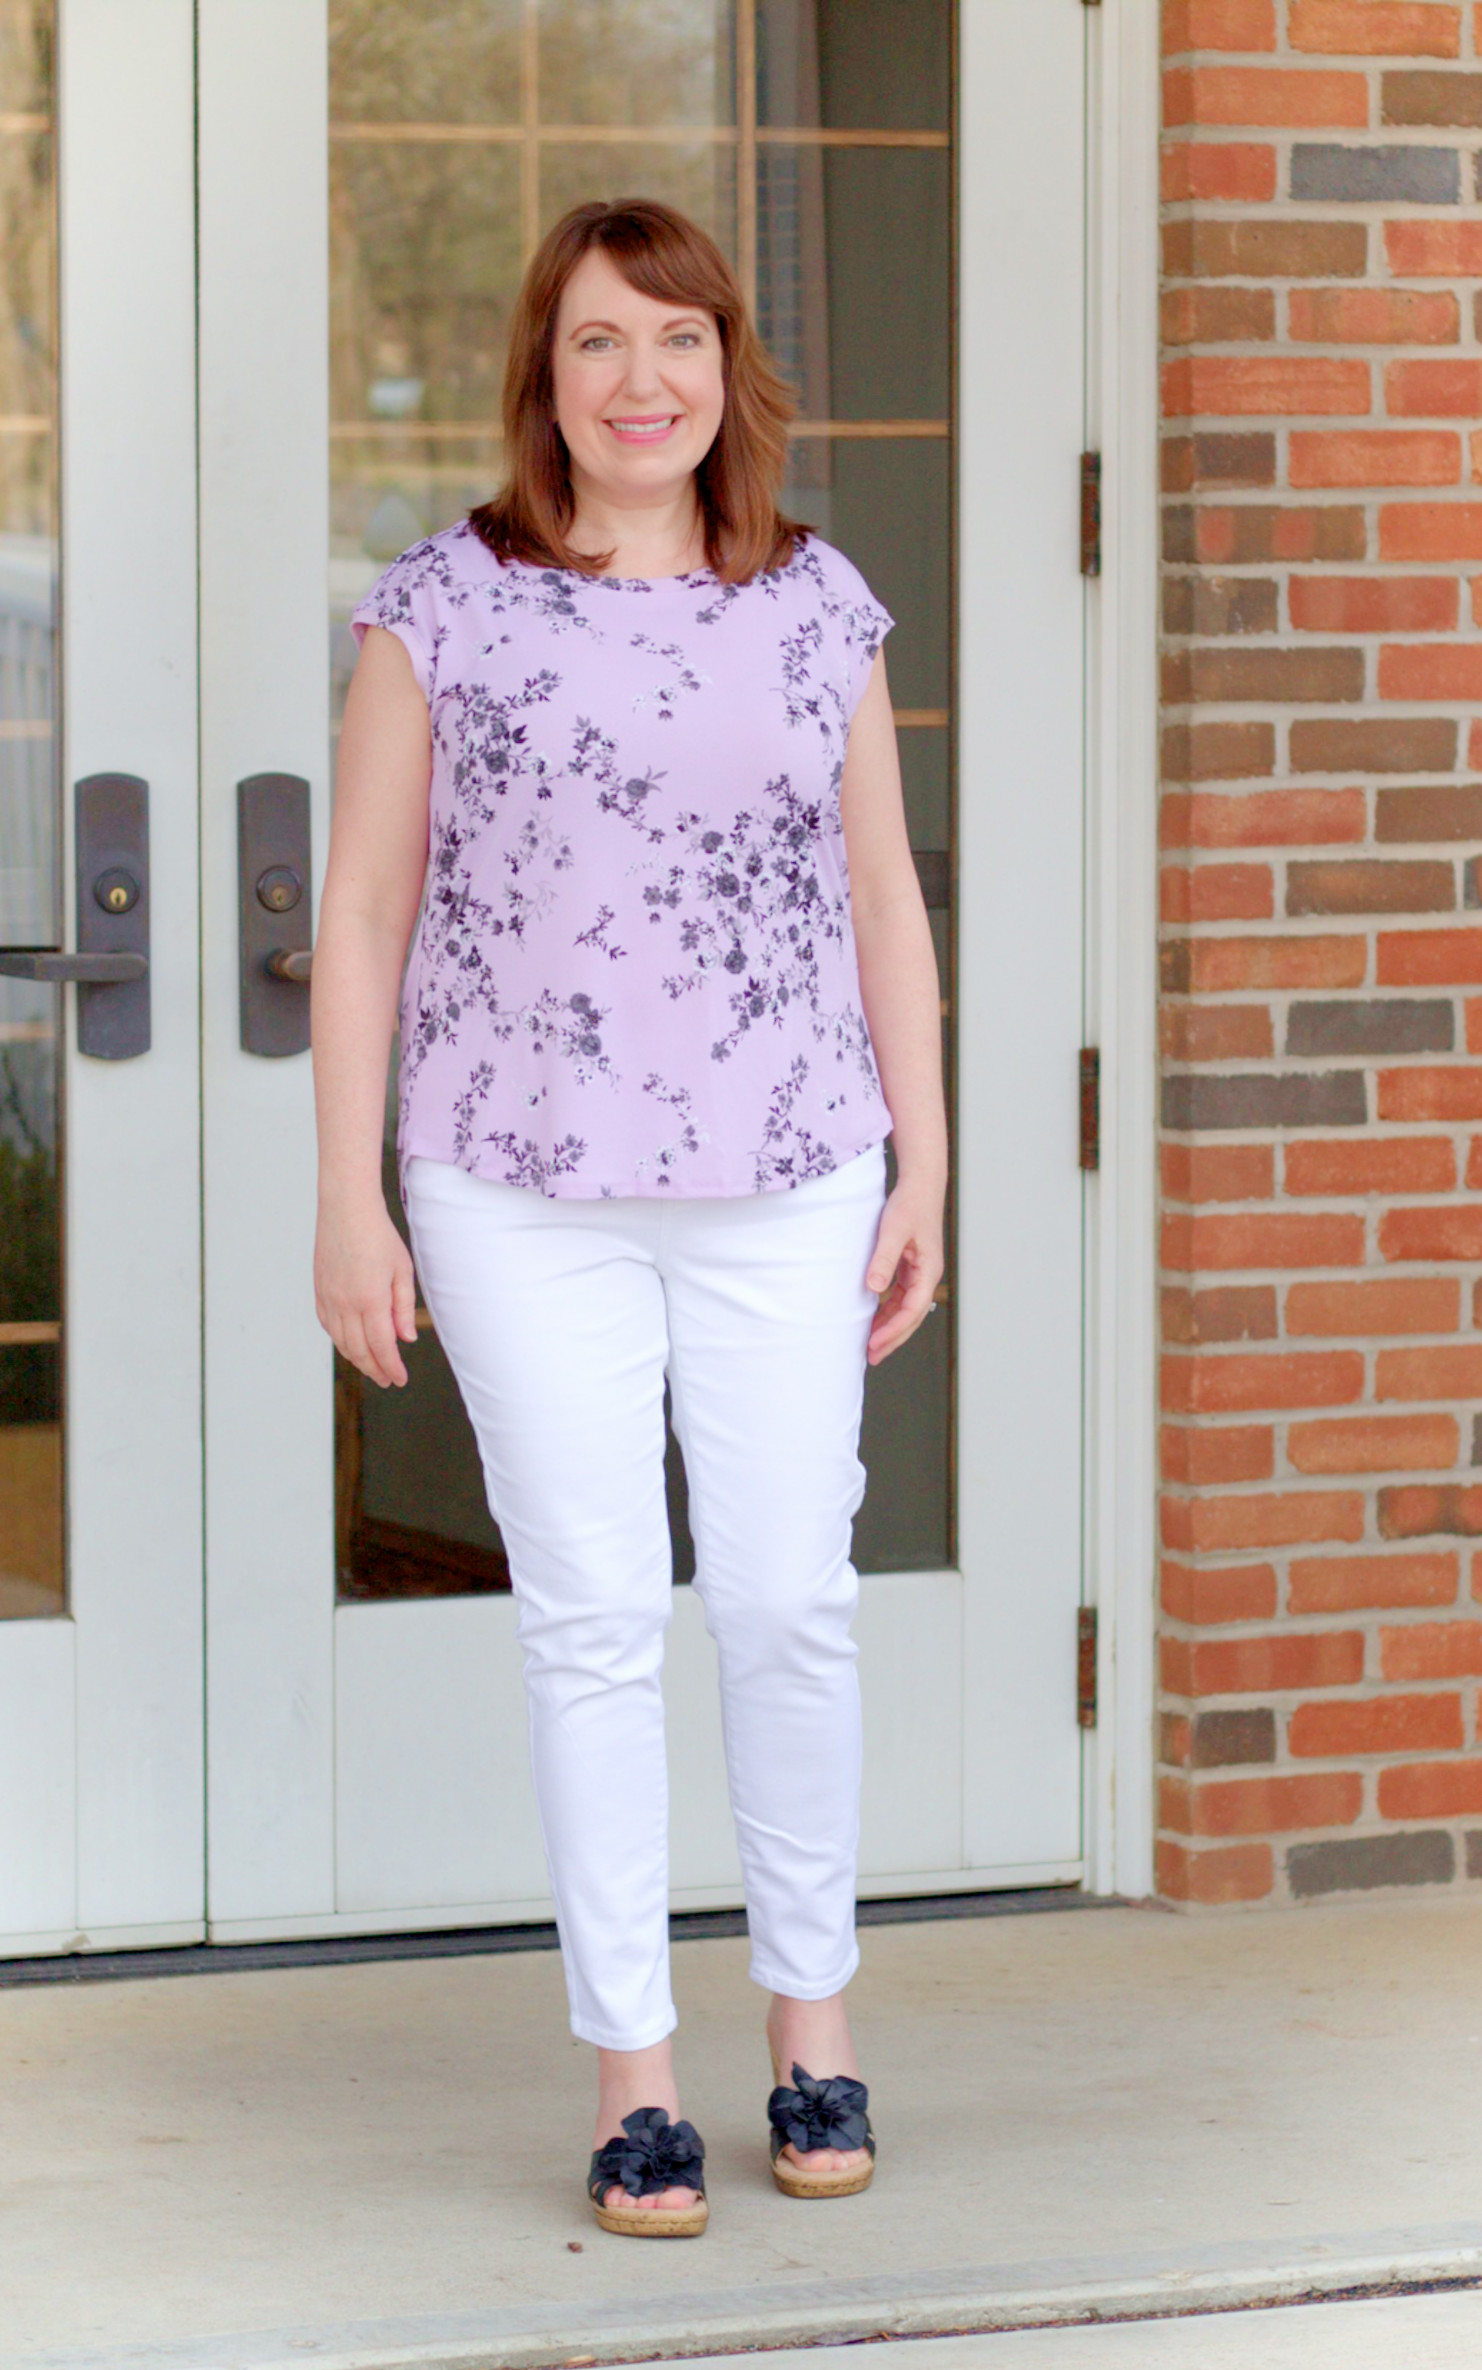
left=311, top=626, right=433, bottom=1389
left=840, top=651, right=948, bottom=1365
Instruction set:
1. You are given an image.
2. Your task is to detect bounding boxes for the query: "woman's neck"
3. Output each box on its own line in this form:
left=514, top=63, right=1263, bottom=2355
left=566, top=480, right=707, bottom=579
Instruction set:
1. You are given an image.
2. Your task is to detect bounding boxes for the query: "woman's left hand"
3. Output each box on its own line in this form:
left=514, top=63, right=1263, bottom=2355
left=865, top=1176, right=945, bottom=1365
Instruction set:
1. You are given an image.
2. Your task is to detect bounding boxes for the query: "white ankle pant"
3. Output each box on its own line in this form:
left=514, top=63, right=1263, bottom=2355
left=404, top=1145, right=886, bottom=2051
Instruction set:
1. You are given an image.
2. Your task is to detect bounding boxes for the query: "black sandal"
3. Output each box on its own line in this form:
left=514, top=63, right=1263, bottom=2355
left=587, top=2108, right=708, bottom=2237
left=767, top=2060, right=876, bottom=2198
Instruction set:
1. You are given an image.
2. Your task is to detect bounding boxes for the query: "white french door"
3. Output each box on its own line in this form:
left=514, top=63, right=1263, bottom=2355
left=196, top=0, right=1092, bottom=1941
left=0, top=0, right=204, bottom=1952
left=0, top=0, right=1093, bottom=1958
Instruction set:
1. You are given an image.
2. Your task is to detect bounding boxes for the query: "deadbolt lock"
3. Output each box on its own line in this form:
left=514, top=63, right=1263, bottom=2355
left=93, top=867, right=140, bottom=915
left=239, top=775, right=312, bottom=1056
left=256, top=865, right=302, bottom=914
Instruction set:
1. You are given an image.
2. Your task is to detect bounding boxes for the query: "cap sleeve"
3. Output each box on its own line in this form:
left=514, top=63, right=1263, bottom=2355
left=821, top=544, right=894, bottom=720
left=350, top=544, right=440, bottom=701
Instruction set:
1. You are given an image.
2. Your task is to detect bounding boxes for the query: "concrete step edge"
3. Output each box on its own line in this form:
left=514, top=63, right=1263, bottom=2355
left=11, top=2224, right=1482, bottom=2370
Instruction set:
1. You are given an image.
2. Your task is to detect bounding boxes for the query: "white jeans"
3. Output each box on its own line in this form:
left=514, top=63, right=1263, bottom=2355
left=404, top=1145, right=887, bottom=2050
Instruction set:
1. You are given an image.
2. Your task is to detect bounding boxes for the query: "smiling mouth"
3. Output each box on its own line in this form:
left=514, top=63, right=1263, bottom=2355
left=605, top=415, right=681, bottom=441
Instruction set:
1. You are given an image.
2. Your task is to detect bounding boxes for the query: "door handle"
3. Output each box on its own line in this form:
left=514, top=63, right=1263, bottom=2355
left=2, top=775, right=155, bottom=1058
left=238, top=773, right=312, bottom=1056
left=265, top=946, right=312, bottom=985
left=0, top=950, right=148, bottom=984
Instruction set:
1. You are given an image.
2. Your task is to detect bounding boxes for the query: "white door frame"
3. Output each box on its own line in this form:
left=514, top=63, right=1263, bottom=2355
left=1085, top=0, right=1160, bottom=1903
left=0, top=0, right=204, bottom=1957
left=198, top=0, right=336, bottom=1928
left=956, top=0, right=1090, bottom=1883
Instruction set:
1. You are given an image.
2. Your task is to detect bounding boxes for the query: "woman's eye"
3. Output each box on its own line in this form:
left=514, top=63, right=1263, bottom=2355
left=669, top=333, right=699, bottom=348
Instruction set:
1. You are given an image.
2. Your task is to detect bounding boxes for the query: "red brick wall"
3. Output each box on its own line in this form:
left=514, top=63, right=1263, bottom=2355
left=1158, top=0, right=1482, bottom=1905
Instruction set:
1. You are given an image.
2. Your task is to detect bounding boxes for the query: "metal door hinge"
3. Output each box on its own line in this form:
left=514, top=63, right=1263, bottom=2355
left=1079, top=451, right=1101, bottom=576
left=1079, top=1046, right=1100, bottom=1172
left=1077, top=1607, right=1099, bottom=1729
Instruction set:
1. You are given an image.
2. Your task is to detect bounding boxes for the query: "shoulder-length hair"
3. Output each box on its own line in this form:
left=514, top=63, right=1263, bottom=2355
left=469, top=198, right=806, bottom=586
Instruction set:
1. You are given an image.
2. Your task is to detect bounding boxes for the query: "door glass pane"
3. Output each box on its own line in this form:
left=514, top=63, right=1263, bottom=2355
left=538, top=0, right=736, bottom=126
left=330, top=0, right=953, bottom=1599
left=0, top=0, right=60, bottom=1621
left=757, top=0, right=949, bottom=133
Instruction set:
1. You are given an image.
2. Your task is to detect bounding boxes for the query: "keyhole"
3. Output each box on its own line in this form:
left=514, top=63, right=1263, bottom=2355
left=256, top=866, right=302, bottom=914
left=93, top=867, right=140, bottom=915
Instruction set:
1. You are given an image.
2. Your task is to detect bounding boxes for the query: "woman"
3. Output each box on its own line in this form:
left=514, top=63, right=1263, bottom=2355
left=312, top=198, right=946, bottom=2238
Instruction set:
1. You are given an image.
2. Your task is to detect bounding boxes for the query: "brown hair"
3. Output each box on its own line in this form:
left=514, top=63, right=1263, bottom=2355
left=469, top=198, right=806, bottom=585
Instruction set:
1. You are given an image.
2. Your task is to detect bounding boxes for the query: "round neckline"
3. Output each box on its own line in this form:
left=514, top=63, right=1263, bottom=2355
left=561, top=564, right=716, bottom=589
left=465, top=526, right=812, bottom=594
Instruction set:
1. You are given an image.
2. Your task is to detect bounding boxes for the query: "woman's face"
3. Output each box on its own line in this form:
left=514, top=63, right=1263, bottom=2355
left=550, top=248, right=725, bottom=508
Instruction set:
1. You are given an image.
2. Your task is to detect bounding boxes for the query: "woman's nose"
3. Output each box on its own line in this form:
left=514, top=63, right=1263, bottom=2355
left=619, top=347, right=664, bottom=399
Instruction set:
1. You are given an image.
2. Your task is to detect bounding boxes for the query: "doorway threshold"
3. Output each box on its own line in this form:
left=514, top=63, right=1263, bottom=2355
left=0, top=1884, right=1118, bottom=1988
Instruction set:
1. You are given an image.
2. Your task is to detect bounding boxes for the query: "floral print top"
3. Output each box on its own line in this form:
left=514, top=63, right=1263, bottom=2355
left=351, top=520, right=895, bottom=1199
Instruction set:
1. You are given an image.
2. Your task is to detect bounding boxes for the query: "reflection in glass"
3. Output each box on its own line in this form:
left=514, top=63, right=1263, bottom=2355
left=539, top=142, right=735, bottom=253
left=539, top=0, right=735, bottom=128
left=758, top=0, right=950, bottom=133
left=785, top=437, right=950, bottom=715
left=0, top=978, right=61, bottom=1619
left=329, top=0, right=523, bottom=127
left=330, top=0, right=954, bottom=1599
left=819, top=149, right=949, bottom=421
left=0, top=0, right=60, bottom=1621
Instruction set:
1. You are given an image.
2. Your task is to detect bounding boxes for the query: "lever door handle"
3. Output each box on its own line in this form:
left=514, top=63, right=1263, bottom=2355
left=75, top=773, right=150, bottom=1057
left=239, top=774, right=312, bottom=1054
left=0, top=950, right=148, bottom=984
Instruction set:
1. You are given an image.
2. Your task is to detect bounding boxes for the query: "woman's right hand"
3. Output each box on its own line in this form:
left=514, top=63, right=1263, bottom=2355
left=314, top=1196, right=418, bottom=1388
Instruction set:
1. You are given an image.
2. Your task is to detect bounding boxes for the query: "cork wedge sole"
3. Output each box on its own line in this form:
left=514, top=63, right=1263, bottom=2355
left=767, top=2052, right=876, bottom=2199
left=770, top=2151, right=874, bottom=2199
left=591, top=2193, right=709, bottom=2238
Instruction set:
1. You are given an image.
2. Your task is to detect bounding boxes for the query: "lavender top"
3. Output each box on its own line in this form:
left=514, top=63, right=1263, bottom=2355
left=352, top=520, right=894, bottom=1199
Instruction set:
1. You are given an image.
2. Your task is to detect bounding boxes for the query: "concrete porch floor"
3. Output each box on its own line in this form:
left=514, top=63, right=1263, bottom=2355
left=2, top=1894, right=1480, bottom=2369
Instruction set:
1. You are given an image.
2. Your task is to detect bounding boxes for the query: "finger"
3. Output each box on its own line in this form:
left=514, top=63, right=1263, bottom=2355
left=869, top=1278, right=939, bottom=1363
left=319, top=1301, right=357, bottom=1366
left=335, top=1310, right=375, bottom=1384
left=361, top=1296, right=410, bottom=1390
left=869, top=1310, right=923, bottom=1364
left=870, top=1254, right=917, bottom=1323
left=865, top=1214, right=909, bottom=1297
left=341, top=1310, right=398, bottom=1390
left=391, top=1251, right=419, bottom=1345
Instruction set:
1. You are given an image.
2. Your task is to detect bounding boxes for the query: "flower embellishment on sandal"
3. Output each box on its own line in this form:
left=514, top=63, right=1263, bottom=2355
left=587, top=2108, right=708, bottom=2237
left=766, top=2063, right=876, bottom=2198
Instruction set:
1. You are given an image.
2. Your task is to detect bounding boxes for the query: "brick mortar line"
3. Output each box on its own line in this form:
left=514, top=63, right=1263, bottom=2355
left=1163, top=566, right=1482, bottom=574
left=1162, top=875, right=1481, bottom=886
left=1171, top=1563, right=1480, bottom=1577
left=1158, top=1609, right=1482, bottom=1629
left=1162, top=628, right=1482, bottom=637
left=1160, top=1484, right=1479, bottom=1499
left=1156, top=1677, right=1482, bottom=1697
left=1164, top=49, right=1478, bottom=73
left=1163, top=59, right=1458, bottom=76
left=1162, top=135, right=1482, bottom=146
left=1163, top=701, right=1463, bottom=714
left=1162, top=781, right=1481, bottom=788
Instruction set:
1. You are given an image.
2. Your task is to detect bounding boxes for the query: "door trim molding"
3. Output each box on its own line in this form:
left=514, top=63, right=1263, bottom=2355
left=1083, top=0, right=1160, bottom=1901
